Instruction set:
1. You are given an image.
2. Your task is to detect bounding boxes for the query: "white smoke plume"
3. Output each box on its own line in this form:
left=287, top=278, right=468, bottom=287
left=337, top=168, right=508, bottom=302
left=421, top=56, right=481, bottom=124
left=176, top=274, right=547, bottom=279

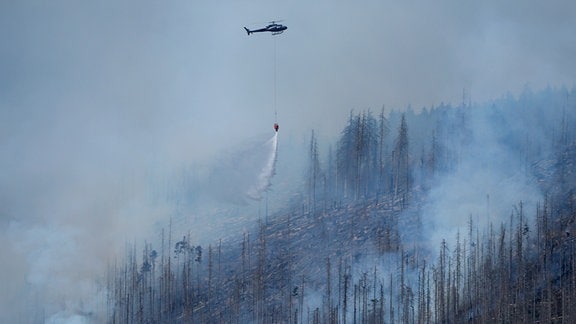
left=418, top=100, right=545, bottom=258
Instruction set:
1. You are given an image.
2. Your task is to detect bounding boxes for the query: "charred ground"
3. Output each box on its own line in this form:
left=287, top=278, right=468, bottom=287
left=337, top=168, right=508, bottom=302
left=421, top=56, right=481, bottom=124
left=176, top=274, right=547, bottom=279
left=107, top=87, right=576, bottom=323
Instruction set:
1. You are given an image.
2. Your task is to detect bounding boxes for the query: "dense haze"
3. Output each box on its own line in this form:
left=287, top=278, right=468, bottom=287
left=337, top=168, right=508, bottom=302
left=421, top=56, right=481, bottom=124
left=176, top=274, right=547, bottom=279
left=103, top=88, right=576, bottom=323
left=1, top=0, right=575, bottom=323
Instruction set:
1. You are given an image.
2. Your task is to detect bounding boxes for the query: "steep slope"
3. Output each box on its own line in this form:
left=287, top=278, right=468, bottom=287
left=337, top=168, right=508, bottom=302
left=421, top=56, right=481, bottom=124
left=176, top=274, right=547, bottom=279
left=106, top=87, right=576, bottom=323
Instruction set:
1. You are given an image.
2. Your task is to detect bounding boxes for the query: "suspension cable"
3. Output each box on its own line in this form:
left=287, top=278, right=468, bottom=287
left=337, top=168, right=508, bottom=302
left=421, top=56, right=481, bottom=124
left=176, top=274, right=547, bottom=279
left=273, top=35, right=277, bottom=122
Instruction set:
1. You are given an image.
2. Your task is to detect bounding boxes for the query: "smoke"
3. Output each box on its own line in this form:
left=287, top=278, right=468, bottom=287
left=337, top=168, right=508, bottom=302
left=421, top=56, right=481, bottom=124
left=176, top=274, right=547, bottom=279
left=418, top=100, right=545, bottom=258
left=1, top=0, right=573, bottom=322
left=0, top=130, right=281, bottom=323
left=1, top=171, right=174, bottom=322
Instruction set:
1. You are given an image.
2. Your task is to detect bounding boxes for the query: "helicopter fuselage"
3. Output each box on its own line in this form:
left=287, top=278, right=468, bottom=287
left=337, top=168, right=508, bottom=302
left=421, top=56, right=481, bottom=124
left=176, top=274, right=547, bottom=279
left=244, top=24, right=287, bottom=35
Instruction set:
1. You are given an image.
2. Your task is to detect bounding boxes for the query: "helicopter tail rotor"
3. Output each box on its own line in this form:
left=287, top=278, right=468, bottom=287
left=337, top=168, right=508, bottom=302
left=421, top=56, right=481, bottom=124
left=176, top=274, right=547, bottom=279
left=244, top=27, right=252, bottom=35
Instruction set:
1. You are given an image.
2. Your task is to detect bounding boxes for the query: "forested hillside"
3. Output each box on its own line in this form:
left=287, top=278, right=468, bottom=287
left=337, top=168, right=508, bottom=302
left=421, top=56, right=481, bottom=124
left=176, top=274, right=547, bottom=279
left=105, top=87, right=576, bottom=323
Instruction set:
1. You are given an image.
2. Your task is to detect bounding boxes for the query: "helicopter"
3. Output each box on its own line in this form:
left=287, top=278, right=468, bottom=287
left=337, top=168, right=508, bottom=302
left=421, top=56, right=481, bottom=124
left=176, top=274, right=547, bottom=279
left=244, top=21, right=287, bottom=35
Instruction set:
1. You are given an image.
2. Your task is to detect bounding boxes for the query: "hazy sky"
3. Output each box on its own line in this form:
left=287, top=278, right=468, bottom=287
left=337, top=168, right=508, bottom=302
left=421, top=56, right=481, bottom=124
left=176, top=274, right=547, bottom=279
left=2, top=1, right=575, bottom=144
left=0, top=0, right=575, bottom=321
